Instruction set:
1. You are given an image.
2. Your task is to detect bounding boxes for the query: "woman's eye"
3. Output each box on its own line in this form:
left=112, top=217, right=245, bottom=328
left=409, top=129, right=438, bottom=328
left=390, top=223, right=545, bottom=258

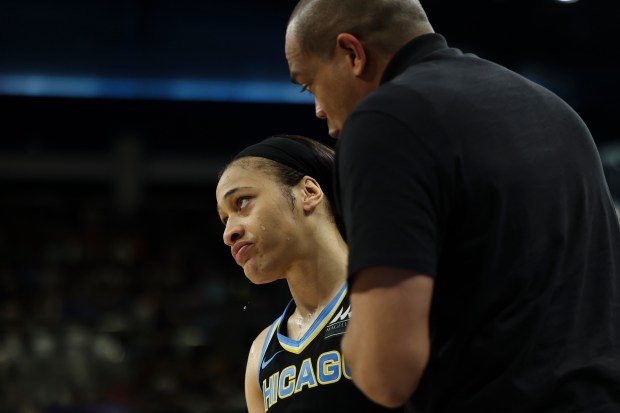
left=236, top=197, right=250, bottom=210
left=299, top=85, right=312, bottom=95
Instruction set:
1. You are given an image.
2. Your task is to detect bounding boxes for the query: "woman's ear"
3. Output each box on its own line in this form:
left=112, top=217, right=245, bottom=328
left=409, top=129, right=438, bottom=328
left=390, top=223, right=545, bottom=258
left=301, top=176, right=324, bottom=213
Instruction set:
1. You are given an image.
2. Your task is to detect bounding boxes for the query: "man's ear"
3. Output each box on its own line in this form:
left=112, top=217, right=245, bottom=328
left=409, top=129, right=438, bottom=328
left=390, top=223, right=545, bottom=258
left=335, top=33, right=367, bottom=77
left=301, top=176, right=324, bottom=213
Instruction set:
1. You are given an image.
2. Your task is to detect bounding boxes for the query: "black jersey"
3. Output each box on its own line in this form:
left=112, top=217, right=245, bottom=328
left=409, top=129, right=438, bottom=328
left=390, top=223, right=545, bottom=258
left=257, top=282, right=405, bottom=413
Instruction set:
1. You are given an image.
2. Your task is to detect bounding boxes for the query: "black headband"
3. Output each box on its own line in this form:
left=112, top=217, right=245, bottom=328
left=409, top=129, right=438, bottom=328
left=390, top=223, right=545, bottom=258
left=233, top=136, right=334, bottom=205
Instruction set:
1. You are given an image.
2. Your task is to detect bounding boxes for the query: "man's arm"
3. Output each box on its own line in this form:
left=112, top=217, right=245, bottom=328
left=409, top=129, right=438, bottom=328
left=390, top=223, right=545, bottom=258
left=341, top=267, right=433, bottom=407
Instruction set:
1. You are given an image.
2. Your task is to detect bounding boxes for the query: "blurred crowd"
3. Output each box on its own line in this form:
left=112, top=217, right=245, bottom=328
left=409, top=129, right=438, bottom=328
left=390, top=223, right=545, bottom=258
left=0, top=183, right=288, bottom=413
left=0, top=150, right=618, bottom=413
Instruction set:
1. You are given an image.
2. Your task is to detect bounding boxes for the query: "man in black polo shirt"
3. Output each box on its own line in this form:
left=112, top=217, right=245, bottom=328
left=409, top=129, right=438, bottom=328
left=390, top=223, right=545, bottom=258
left=284, top=0, right=620, bottom=412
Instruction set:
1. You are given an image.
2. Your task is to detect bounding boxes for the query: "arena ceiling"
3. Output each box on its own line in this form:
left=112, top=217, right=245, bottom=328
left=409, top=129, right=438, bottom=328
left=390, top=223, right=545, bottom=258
left=0, top=0, right=617, bottom=146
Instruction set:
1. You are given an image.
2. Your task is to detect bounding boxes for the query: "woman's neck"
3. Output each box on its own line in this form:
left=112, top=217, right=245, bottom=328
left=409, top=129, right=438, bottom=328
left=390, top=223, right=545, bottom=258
left=284, top=227, right=347, bottom=340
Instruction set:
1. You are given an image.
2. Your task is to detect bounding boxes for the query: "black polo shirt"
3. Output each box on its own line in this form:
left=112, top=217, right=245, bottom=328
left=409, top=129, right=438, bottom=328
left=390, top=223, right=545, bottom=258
left=335, top=33, right=620, bottom=412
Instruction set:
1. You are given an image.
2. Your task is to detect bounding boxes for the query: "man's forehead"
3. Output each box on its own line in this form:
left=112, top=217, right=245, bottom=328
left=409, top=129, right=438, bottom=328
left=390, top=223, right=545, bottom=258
left=285, top=36, right=302, bottom=63
left=286, top=47, right=316, bottom=84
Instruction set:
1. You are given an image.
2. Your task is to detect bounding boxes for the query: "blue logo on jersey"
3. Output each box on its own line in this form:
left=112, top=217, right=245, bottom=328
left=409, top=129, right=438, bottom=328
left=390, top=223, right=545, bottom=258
left=262, top=350, right=352, bottom=411
left=261, top=350, right=284, bottom=370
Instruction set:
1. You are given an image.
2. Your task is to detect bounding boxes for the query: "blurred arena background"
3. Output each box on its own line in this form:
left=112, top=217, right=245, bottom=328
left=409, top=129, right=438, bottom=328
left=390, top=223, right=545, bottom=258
left=0, top=0, right=618, bottom=412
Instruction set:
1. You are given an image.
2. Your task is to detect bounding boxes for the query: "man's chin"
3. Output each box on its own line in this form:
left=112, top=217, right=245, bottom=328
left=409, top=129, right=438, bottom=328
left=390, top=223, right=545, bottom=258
left=328, top=127, right=341, bottom=138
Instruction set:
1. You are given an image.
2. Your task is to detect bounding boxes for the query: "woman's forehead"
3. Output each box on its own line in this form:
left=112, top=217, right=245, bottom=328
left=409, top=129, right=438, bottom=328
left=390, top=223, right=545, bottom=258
left=217, top=161, right=271, bottom=193
left=226, top=158, right=271, bottom=179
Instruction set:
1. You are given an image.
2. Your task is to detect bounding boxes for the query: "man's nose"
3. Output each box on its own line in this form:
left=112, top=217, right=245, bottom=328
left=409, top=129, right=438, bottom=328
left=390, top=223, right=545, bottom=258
left=315, top=100, right=327, bottom=119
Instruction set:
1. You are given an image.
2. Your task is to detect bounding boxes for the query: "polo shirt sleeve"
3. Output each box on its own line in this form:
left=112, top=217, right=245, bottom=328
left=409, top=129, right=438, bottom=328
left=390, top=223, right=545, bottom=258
left=336, top=109, right=450, bottom=279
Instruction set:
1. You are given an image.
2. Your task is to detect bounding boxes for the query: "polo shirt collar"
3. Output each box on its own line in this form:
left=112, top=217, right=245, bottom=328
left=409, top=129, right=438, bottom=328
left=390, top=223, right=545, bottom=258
left=380, top=33, right=449, bottom=84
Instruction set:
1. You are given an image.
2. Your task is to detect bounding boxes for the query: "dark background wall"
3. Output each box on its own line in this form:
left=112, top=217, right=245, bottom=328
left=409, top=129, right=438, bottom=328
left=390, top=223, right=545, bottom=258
left=0, top=1, right=618, bottom=412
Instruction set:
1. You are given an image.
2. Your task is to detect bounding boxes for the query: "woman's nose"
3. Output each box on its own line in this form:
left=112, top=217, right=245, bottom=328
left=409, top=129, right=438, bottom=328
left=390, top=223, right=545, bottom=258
left=223, top=222, right=243, bottom=246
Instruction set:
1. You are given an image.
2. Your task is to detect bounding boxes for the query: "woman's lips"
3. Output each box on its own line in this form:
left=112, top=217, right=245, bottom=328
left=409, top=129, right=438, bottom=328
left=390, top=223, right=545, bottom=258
left=232, top=241, right=252, bottom=264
